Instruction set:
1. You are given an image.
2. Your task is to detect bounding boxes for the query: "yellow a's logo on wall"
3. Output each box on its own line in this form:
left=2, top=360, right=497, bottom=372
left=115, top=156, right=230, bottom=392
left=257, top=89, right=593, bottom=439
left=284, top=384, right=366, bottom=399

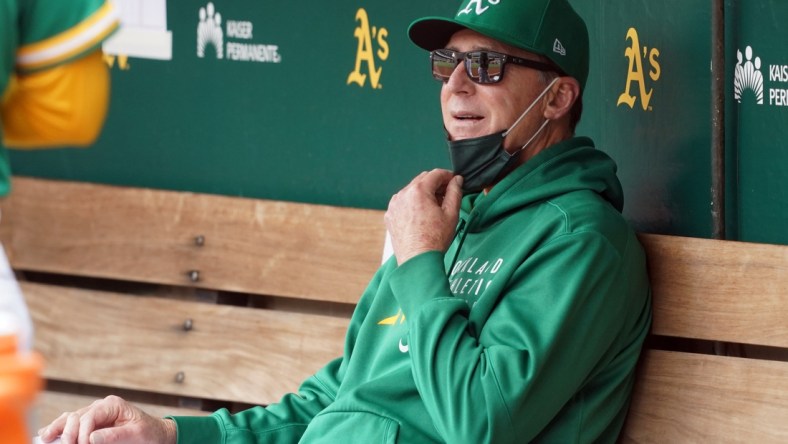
left=347, top=8, right=389, bottom=89
left=617, top=28, right=661, bottom=111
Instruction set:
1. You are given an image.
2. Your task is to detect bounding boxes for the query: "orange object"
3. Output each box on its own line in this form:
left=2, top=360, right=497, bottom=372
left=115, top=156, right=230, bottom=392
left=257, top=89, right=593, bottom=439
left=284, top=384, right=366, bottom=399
left=0, top=334, right=43, bottom=444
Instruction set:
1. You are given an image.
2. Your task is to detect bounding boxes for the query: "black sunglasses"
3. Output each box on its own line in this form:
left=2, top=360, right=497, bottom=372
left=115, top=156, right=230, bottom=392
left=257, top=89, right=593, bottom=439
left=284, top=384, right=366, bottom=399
left=430, top=49, right=557, bottom=84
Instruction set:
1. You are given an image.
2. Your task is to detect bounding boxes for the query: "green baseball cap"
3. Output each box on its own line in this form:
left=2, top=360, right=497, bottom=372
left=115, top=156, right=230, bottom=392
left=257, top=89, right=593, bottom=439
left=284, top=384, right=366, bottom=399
left=408, top=0, right=589, bottom=90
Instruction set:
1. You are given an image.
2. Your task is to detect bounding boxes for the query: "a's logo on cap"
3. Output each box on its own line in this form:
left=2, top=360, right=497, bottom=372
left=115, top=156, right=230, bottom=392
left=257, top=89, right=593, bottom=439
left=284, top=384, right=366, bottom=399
left=734, top=46, right=764, bottom=105
left=457, top=0, right=500, bottom=17
left=553, top=39, right=566, bottom=56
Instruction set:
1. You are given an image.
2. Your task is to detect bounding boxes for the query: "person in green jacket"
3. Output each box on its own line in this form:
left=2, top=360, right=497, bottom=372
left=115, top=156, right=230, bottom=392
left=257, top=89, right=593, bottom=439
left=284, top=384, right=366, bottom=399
left=40, top=0, right=652, bottom=443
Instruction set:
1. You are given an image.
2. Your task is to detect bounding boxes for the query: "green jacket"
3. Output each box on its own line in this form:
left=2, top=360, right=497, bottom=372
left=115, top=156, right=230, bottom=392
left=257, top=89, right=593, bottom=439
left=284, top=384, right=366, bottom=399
left=172, top=136, right=652, bottom=443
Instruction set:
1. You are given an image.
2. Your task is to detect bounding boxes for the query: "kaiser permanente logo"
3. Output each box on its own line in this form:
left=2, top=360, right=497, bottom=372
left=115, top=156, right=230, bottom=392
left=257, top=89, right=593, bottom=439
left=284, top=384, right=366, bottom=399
left=733, top=45, right=788, bottom=107
left=196, top=2, right=281, bottom=64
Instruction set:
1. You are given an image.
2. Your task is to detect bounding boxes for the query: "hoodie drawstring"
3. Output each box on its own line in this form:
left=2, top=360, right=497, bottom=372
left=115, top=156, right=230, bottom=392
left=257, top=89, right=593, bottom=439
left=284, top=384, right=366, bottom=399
left=447, top=217, right=469, bottom=278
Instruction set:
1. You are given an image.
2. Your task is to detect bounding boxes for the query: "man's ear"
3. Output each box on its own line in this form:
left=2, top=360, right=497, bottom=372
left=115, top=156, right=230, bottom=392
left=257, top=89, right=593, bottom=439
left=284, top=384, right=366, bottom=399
left=543, top=77, right=580, bottom=121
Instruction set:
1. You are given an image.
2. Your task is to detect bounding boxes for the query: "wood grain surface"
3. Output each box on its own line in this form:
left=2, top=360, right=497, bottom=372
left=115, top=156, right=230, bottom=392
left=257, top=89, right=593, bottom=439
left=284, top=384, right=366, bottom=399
left=24, top=281, right=349, bottom=405
left=639, top=233, right=788, bottom=347
left=0, top=177, right=387, bottom=303
left=622, top=350, right=788, bottom=443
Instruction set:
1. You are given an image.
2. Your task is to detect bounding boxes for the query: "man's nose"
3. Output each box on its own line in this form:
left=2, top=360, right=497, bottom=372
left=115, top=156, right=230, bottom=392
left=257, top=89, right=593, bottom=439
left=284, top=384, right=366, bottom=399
left=444, top=62, right=473, bottom=93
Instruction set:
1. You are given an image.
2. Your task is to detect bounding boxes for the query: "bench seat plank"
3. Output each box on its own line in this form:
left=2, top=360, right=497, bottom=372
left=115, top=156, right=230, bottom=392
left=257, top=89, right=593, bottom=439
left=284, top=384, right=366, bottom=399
left=24, top=282, right=349, bottom=405
left=1, top=177, right=386, bottom=304
left=621, top=349, right=788, bottom=443
left=640, top=234, right=788, bottom=347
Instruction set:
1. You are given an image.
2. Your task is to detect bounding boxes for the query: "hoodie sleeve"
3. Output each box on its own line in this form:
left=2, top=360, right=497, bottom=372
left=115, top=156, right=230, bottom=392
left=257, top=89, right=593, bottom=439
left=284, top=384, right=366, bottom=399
left=171, top=264, right=387, bottom=444
left=171, top=357, right=343, bottom=444
left=389, top=231, right=650, bottom=443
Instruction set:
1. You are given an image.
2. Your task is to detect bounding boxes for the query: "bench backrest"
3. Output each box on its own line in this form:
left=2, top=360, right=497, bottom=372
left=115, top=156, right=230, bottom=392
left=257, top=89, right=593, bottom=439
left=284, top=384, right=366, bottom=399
left=2, top=177, right=788, bottom=441
left=0, top=177, right=385, bottom=421
left=621, top=234, right=788, bottom=442
left=0, top=177, right=384, bottom=303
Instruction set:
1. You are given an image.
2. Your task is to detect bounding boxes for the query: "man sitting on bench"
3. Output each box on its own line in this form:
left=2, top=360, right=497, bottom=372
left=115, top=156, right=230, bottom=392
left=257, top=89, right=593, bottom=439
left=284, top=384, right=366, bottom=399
left=40, top=0, right=652, bottom=442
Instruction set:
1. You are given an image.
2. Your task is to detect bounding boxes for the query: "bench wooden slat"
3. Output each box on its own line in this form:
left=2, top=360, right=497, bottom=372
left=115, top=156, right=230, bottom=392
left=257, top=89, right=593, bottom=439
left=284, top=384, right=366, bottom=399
left=25, top=281, right=348, bottom=405
left=0, top=177, right=386, bottom=304
left=621, top=349, right=788, bottom=443
left=640, top=233, right=788, bottom=347
left=35, top=391, right=207, bottom=427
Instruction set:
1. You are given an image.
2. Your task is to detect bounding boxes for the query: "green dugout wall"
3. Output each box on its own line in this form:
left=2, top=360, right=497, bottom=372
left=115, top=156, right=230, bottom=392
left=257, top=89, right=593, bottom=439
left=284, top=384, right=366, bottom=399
left=9, top=0, right=788, bottom=244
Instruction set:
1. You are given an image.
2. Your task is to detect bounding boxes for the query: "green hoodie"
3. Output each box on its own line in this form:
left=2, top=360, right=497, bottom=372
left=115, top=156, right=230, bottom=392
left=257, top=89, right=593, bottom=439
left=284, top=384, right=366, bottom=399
left=172, top=136, right=652, bottom=443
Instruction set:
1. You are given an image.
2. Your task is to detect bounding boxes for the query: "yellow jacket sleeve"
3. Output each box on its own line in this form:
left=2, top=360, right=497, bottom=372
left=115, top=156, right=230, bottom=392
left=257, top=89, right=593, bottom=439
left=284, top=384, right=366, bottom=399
left=1, top=50, right=110, bottom=149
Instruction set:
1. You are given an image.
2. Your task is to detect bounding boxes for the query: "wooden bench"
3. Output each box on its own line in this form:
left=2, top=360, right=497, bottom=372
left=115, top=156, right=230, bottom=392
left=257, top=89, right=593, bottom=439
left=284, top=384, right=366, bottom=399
left=2, top=177, right=787, bottom=441
left=620, top=235, right=788, bottom=442
left=0, top=177, right=386, bottom=423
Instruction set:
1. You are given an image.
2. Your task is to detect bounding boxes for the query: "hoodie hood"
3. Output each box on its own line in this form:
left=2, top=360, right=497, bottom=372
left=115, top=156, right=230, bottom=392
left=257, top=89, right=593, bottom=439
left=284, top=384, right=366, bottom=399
left=460, top=137, right=623, bottom=232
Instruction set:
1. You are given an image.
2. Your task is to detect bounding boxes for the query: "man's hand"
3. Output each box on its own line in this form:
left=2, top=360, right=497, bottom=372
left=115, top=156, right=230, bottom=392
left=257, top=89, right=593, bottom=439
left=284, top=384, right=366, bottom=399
left=385, top=169, right=463, bottom=265
left=38, top=395, right=177, bottom=444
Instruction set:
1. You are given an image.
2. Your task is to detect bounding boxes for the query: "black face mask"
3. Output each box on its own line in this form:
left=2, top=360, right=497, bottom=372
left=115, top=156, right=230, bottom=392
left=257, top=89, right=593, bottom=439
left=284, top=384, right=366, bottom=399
left=447, top=77, right=558, bottom=194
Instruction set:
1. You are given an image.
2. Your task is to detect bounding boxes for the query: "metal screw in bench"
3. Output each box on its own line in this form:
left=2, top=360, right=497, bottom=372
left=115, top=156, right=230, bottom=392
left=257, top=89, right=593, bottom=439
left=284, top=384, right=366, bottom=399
left=188, top=236, right=205, bottom=283
left=183, top=318, right=194, bottom=332
left=175, top=371, right=185, bottom=384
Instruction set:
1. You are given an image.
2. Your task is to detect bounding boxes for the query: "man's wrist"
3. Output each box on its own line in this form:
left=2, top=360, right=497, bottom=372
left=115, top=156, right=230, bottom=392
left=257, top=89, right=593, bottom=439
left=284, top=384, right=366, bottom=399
left=396, top=247, right=439, bottom=266
left=163, top=418, right=178, bottom=444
